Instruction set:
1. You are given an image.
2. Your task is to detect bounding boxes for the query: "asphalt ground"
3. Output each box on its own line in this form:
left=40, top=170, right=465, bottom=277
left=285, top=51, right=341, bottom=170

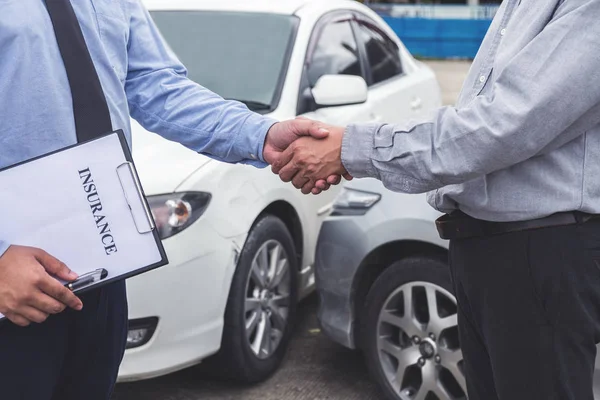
left=113, top=295, right=384, bottom=400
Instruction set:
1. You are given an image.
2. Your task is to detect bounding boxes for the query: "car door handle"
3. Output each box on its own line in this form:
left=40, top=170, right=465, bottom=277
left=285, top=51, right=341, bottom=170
left=411, top=97, right=423, bottom=111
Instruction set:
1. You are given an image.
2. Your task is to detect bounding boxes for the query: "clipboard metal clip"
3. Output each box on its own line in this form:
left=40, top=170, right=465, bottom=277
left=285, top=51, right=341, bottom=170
left=66, top=268, right=108, bottom=292
left=116, top=162, right=155, bottom=234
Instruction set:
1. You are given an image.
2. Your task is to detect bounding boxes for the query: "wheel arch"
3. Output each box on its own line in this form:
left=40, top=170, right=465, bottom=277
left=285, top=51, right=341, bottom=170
left=351, top=240, right=448, bottom=348
left=259, top=200, right=304, bottom=271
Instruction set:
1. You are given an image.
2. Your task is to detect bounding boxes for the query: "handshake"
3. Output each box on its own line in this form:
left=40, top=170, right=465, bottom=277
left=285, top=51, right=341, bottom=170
left=263, top=117, right=352, bottom=195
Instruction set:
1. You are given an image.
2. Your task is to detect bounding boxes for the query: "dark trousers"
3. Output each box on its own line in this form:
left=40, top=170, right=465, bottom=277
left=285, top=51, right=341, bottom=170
left=0, top=281, right=128, bottom=400
left=449, top=219, right=600, bottom=400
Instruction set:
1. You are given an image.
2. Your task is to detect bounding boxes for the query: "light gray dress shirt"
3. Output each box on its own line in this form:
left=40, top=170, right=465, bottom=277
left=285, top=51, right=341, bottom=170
left=342, top=0, right=600, bottom=222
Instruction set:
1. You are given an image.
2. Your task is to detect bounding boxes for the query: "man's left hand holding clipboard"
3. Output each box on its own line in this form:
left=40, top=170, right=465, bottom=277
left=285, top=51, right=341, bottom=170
left=0, top=245, right=83, bottom=327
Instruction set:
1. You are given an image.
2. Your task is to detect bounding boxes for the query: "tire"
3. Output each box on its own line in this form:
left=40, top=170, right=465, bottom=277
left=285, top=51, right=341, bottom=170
left=209, top=214, right=298, bottom=383
left=362, top=256, right=467, bottom=400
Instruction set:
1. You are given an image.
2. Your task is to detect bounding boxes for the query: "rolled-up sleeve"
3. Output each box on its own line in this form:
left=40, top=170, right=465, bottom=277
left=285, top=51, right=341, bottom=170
left=124, top=1, right=276, bottom=167
left=342, top=0, right=600, bottom=194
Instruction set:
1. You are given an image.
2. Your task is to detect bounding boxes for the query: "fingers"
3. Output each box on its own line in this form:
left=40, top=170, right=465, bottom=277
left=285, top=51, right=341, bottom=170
left=326, top=175, right=342, bottom=185
left=5, top=307, right=49, bottom=326
left=276, top=157, right=341, bottom=194
left=292, top=175, right=310, bottom=192
left=5, top=312, right=31, bottom=327
left=310, top=180, right=327, bottom=195
left=271, top=145, right=296, bottom=175
left=327, top=174, right=352, bottom=184
left=304, top=180, right=324, bottom=195
left=34, top=249, right=78, bottom=281
left=18, top=306, right=50, bottom=324
left=29, top=292, right=66, bottom=315
left=278, top=157, right=300, bottom=183
left=38, top=275, right=83, bottom=311
left=315, top=180, right=329, bottom=190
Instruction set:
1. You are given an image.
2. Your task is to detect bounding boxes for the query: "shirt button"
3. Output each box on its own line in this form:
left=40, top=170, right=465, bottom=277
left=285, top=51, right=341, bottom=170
left=249, top=153, right=257, bottom=160
left=479, top=75, right=486, bottom=83
left=501, top=28, right=506, bottom=36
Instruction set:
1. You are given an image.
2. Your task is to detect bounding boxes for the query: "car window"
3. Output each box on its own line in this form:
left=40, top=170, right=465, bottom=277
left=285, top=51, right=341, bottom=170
left=150, top=11, right=297, bottom=112
left=355, top=20, right=403, bottom=85
left=306, top=19, right=363, bottom=87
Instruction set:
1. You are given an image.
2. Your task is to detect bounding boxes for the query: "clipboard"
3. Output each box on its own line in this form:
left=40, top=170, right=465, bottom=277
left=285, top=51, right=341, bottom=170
left=0, top=130, right=168, bottom=318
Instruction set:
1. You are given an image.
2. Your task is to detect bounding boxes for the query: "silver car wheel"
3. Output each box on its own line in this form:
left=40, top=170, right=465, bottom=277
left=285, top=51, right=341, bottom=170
left=245, top=240, right=291, bottom=360
left=377, top=281, right=466, bottom=400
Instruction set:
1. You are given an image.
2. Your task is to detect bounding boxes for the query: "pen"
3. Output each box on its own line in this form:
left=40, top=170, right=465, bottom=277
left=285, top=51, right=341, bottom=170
left=65, top=268, right=108, bottom=291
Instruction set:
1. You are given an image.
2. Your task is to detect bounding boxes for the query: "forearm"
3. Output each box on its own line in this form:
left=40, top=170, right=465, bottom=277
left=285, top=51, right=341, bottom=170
left=127, top=70, right=276, bottom=166
left=125, top=0, right=276, bottom=166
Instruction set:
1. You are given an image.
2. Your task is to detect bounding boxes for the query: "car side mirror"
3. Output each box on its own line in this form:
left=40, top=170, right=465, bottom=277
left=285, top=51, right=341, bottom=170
left=311, top=75, right=368, bottom=108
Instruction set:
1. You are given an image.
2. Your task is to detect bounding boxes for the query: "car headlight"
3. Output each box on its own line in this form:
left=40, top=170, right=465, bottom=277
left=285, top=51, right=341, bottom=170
left=147, top=192, right=211, bottom=239
left=331, top=188, right=381, bottom=216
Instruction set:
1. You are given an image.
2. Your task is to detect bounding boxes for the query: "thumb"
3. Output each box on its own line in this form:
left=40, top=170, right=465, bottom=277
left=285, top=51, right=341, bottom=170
left=34, top=250, right=78, bottom=281
left=295, top=119, right=329, bottom=140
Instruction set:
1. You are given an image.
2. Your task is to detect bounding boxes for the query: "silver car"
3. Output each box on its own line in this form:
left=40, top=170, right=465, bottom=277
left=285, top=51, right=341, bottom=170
left=316, top=178, right=466, bottom=400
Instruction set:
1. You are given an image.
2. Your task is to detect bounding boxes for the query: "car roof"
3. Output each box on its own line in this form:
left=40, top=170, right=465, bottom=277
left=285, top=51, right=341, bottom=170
left=142, top=0, right=357, bottom=15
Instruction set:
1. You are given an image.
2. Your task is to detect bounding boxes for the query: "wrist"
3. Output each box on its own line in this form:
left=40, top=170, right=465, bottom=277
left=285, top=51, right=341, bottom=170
left=242, top=114, right=277, bottom=164
left=263, top=121, right=280, bottom=160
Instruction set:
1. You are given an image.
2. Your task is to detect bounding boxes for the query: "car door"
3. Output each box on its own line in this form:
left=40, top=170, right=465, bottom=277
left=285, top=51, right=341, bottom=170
left=352, top=15, right=430, bottom=124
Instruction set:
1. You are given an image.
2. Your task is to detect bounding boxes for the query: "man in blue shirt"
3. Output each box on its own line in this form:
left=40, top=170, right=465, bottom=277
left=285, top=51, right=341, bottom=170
left=0, top=1, right=335, bottom=399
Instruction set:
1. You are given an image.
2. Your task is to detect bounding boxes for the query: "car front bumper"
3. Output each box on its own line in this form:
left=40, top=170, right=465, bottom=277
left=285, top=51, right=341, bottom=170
left=117, top=220, right=244, bottom=382
left=315, top=217, right=372, bottom=350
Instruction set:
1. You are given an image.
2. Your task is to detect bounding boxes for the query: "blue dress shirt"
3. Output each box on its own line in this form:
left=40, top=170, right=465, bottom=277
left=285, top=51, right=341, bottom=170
left=0, top=0, right=276, bottom=255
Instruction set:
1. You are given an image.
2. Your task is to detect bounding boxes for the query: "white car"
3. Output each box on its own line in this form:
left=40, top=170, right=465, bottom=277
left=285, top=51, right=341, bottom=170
left=118, top=0, right=442, bottom=383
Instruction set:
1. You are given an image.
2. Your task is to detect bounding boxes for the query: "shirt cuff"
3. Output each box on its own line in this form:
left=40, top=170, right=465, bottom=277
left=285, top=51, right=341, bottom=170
left=240, top=113, right=278, bottom=167
left=0, top=240, right=10, bottom=258
left=341, top=123, right=380, bottom=179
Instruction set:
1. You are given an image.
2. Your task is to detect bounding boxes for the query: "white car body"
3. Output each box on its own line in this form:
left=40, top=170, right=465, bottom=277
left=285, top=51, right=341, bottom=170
left=118, top=0, right=442, bottom=381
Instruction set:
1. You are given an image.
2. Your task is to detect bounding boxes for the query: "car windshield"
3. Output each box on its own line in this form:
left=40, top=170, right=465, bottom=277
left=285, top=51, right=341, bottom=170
left=150, top=11, right=298, bottom=112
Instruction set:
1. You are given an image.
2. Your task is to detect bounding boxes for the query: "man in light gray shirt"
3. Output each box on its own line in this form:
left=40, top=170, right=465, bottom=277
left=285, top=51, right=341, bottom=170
left=272, top=0, right=600, bottom=398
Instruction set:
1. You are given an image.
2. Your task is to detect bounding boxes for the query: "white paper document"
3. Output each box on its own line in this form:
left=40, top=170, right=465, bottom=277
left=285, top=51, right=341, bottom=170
left=0, top=131, right=167, bottom=317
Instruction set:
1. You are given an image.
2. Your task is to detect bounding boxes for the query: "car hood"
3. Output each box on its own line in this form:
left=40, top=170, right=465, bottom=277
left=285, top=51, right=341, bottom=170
left=130, top=110, right=283, bottom=195
left=131, top=122, right=212, bottom=195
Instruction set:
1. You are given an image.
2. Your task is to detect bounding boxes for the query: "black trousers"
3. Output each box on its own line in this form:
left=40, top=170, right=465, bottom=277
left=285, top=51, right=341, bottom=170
left=449, top=219, right=600, bottom=399
left=0, top=281, right=128, bottom=400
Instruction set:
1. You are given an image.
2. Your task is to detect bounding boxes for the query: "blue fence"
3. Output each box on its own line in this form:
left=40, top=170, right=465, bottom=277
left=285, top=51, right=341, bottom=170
left=383, top=16, right=492, bottom=59
left=374, top=6, right=499, bottom=59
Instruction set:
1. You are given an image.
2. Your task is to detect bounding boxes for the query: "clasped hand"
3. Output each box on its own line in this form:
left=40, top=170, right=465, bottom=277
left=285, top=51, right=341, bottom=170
left=264, top=118, right=349, bottom=195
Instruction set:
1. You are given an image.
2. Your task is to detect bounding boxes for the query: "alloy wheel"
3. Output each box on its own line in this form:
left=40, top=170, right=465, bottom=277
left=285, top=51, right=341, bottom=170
left=244, top=240, right=292, bottom=359
left=376, top=281, right=466, bottom=400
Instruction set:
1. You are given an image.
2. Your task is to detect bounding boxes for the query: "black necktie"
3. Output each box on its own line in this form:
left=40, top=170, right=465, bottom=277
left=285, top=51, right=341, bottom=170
left=44, top=0, right=113, bottom=143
